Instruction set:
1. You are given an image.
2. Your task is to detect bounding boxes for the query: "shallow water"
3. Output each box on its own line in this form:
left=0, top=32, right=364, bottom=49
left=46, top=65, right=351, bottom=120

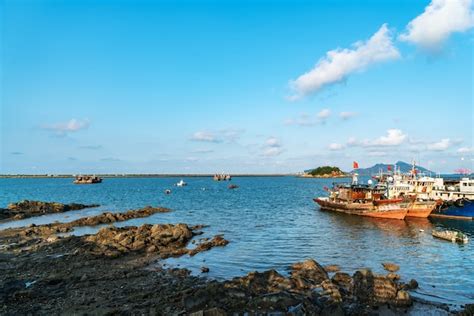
left=0, top=177, right=473, bottom=306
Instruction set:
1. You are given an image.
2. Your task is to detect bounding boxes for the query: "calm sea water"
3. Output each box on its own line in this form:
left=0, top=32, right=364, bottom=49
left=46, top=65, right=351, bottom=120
left=0, top=177, right=473, bottom=306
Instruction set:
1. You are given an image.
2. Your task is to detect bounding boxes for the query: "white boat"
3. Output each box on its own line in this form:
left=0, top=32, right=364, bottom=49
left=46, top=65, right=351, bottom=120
left=375, top=162, right=474, bottom=202
left=176, top=179, right=187, bottom=187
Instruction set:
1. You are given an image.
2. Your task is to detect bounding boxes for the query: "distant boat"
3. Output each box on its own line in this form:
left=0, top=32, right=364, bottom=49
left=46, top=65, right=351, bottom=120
left=213, top=173, right=232, bottom=181
left=73, top=175, right=102, bottom=184
left=176, top=179, right=187, bottom=187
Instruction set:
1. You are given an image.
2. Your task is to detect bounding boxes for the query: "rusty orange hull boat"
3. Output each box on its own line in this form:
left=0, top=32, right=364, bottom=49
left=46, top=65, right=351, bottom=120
left=314, top=198, right=408, bottom=220
left=406, top=201, right=437, bottom=218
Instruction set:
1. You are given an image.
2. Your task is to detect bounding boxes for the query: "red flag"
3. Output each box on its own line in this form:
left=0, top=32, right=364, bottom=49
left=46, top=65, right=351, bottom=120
left=387, top=165, right=392, bottom=171
left=353, top=161, right=359, bottom=169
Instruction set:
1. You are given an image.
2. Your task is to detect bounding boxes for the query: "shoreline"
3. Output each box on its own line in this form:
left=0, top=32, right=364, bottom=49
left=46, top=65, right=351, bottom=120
left=0, top=201, right=469, bottom=315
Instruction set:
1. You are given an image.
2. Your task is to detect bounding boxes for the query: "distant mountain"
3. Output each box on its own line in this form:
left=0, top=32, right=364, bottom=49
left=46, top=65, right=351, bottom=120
left=353, top=161, right=434, bottom=176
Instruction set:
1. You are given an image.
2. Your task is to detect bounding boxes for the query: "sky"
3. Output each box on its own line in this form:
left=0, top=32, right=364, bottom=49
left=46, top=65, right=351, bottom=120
left=1, top=0, right=473, bottom=174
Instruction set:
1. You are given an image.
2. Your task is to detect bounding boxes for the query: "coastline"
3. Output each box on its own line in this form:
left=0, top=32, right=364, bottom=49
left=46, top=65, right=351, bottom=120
left=0, top=203, right=464, bottom=315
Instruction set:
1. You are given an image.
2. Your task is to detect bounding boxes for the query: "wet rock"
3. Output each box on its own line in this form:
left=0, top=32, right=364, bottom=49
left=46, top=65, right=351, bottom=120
left=290, top=259, right=329, bottom=290
left=324, top=264, right=340, bottom=273
left=189, top=235, right=229, bottom=256
left=331, top=272, right=352, bottom=290
left=393, top=290, right=412, bottom=307
left=352, top=269, right=375, bottom=305
left=321, top=279, right=342, bottom=302
left=403, top=279, right=418, bottom=290
left=85, top=224, right=194, bottom=256
left=201, top=266, right=209, bottom=273
left=228, top=270, right=293, bottom=295
left=387, top=272, right=400, bottom=281
left=382, top=262, right=400, bottom=272
left=373, top=275, right=397, bottom=304
left=3, top=200, right=99, bottom=221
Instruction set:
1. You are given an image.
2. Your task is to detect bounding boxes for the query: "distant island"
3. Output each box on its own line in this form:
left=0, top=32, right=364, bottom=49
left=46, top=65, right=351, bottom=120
left=353, top=161, right=434, bottom=176
left=299, top=166, right=349, bottom=178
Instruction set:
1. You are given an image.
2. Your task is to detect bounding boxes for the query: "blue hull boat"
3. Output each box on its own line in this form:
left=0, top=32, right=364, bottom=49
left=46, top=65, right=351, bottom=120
left=434, top=200, right=474, bottom=218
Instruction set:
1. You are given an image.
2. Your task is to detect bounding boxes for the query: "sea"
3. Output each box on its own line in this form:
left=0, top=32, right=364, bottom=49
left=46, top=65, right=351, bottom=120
left=0, top=176, right=473, bottom=307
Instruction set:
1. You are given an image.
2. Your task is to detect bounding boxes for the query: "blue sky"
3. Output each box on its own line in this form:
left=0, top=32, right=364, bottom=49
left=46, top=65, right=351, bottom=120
left=1, top=0, right=473, bottom=174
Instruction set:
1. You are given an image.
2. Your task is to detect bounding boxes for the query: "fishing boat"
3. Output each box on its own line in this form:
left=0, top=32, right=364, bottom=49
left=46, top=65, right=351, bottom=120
left=431, top=199, right=474, bottom=220
left=406, top=200, right=438, bottom=218
left=431, top=177, right=474, bottom=201
left=432, top=229, right=469, bottom=243
left=313, top=174, right=409, bottom=220
left=73, top=175, right=102, bottom=184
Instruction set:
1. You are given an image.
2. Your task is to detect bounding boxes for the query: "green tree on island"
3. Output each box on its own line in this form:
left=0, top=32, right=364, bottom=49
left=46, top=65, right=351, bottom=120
left=309, top=166, right=343, bottom=176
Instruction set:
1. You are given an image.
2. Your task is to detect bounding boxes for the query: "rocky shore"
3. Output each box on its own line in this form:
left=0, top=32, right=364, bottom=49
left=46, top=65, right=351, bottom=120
left=0, top=202, right=470, bottom=315
left=0, top=200, right=99, bottom=221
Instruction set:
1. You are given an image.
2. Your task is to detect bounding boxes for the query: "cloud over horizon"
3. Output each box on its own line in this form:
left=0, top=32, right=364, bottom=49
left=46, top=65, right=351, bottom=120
left=289, top=24, right=400, bottom=99
left=261, top=137, right=284, bottom=157
left=399, top=0, right=474, bottom=50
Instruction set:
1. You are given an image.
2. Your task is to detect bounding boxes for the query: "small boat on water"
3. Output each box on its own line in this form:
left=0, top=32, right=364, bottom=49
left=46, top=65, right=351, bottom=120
left=213, top=173, right=232, bottom=181
left=73, top=175, right=102, bottom=184
left=313, top=176, right=410, bottom=220
left=176, top=179, right=187, bottom=187
left=432, top=229, right=469, bottom=243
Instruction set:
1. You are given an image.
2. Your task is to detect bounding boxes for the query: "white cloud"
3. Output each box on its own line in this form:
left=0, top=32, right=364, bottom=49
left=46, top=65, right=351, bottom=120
left=339, top=111, right=358, bottom=120
left=458, top=147, right=474, bottom=153
left=190, top=128, right=243, bottom=143
left=347, top=129, right=407, bottom=147
left=42, top=119, right=90, bottom=135
left=317, top=108, right=331, bottom=119
left=399, top=0, right=474, bottom=50
left=261, top=137, right=284, bottom=157
left=285, top=113, right=316, bottom=126
left=427, top=138, right=452, bottom=151
left=262, top=147, right=284, bottom=157
left=190, top=131, right=220, bottom=143
left=289, top=24, right=400, bottom=98
left=371, top=129, right=407, bottom=146
left=328, top=143, right=345, bottom=151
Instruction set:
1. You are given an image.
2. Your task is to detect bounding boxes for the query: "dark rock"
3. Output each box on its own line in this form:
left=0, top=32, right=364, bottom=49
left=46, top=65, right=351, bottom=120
left=201, top=266, right=209, bottom=273
left=331, top=272, right=352, bottom=291
left=189, top=235, right=229, bottom=256
left=393, top=290, right=412, bottom=307
left=403, top=279, right=418, bottom=290
left=460, top=304, right=474, bottom=316
left=290, top=259, right=329, bottom=289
